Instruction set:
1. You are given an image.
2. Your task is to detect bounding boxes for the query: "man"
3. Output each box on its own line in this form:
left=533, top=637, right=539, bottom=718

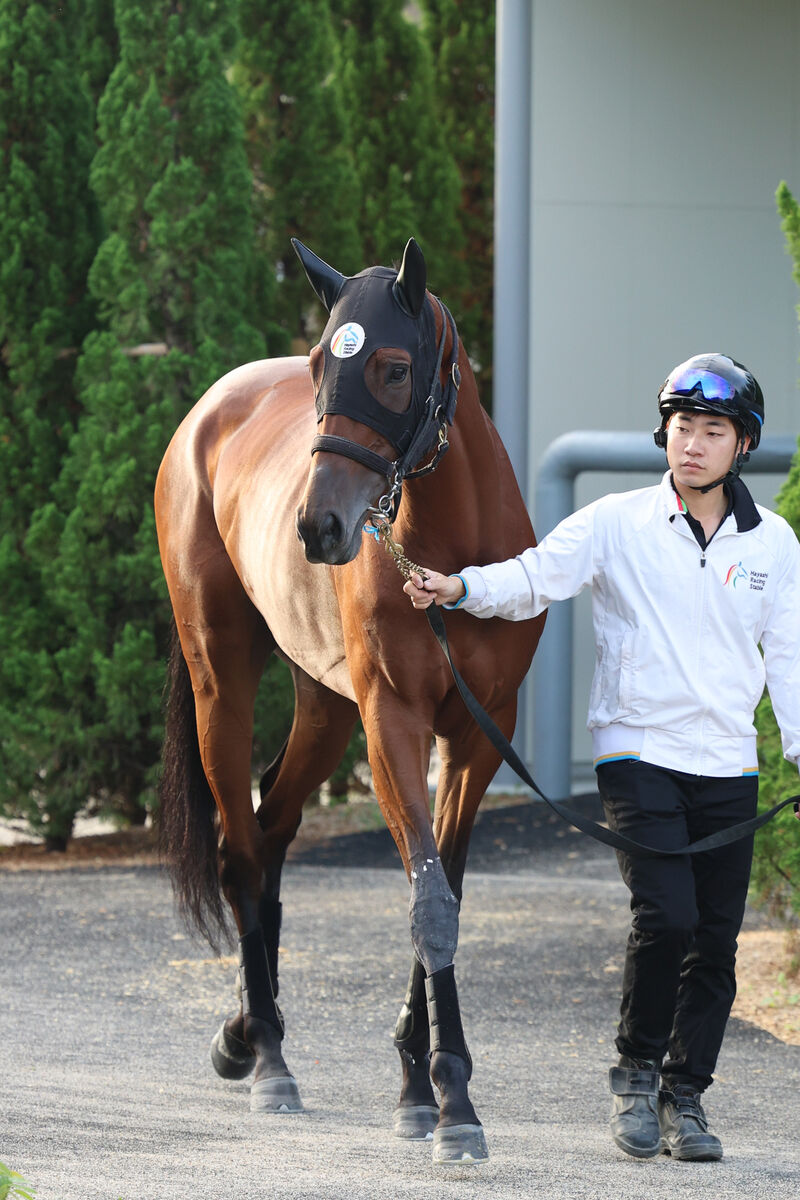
left=402, top=354, right=800, bottom=1162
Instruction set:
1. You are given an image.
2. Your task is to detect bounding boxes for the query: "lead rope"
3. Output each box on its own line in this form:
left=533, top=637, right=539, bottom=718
left=369, top=514, right=800, bottom=858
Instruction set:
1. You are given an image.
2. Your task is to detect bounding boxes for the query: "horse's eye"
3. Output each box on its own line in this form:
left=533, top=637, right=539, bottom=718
left=387, top=364, right=409, bottom=384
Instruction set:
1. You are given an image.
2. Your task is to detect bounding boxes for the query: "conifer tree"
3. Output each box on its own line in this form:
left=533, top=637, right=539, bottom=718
left=236, top=0, right=363, bottom=346
left=330, top=0, right=463, bottom=293
left=420, top=0, right=495, bottom=408
left=0, top=1, right=101, bottom=845
left=79, top=0, right=119, bottom=105
left=37, top=0, right=281, bottom=840
left=751, top=181, right=800, bottom=920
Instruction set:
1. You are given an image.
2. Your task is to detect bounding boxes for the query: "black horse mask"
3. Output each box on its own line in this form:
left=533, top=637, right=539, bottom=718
left=293, top=238, right=458, bottom=472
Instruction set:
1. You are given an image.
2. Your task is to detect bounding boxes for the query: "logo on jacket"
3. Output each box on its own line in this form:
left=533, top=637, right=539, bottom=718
left=724, top=562, right=768, bottom=591
left=724, top=562, right=748, bottom=588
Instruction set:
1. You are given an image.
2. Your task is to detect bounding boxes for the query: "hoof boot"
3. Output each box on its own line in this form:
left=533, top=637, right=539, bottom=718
left=210, top=1023, right=255, bottom=1081
left=250, top=1075, right=304, bottom=1114
left=432, top=1123, right=488, bottom=1165
left=392, top=1104, right=439, bottom=1140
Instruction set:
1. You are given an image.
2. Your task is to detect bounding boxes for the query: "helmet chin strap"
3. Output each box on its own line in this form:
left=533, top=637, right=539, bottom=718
left=690, top=442, right=750, bottom=495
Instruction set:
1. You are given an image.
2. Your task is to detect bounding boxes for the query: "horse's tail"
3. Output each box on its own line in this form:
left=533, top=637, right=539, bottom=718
left=157, top=620, right=230, bottom=953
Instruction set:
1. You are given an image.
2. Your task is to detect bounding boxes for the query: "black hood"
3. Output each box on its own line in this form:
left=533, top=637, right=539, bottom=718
left=314, top=265, right=438, bottom=455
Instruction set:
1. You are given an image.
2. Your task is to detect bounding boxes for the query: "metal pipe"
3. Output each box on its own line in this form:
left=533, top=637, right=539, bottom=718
left=491, top=0, right=533, bottom=788
left=493, top=0, right=531, bottom=488
left=529, top=431, right=798, bottom=799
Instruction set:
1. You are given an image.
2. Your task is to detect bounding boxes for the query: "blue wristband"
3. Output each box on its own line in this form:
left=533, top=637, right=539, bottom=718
left=443, top=574, right=469, bottom=609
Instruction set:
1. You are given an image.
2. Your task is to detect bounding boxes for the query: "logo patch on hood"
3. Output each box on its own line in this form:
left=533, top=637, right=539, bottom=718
left=330, top=322, right=366, bottom=359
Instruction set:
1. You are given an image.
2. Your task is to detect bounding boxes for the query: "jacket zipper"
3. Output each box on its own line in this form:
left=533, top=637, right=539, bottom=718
left=694, top=543, right=710, bottom=772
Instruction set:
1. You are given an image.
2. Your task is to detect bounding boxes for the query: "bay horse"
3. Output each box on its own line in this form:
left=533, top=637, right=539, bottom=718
left=155, top=238, right=545, bottom=1165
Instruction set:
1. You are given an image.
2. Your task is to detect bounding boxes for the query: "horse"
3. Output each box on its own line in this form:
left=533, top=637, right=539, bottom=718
left=154, top=238, right=545, bottom=1165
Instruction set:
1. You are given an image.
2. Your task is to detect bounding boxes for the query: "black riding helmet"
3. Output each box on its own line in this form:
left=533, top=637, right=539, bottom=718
left=654, top=353, right=764, bottom=450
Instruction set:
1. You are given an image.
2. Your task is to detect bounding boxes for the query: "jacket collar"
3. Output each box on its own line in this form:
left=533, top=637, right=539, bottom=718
left=661, top=471, right=761, bottom=533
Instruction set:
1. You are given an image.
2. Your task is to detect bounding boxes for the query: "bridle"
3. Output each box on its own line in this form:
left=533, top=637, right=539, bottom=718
left=310, top=298, right=461, bottom=522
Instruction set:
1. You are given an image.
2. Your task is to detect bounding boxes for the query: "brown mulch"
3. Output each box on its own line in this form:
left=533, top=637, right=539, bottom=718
left=0, top=825, right=161, bottom=871
left=2, top=797, right=798, bottom=1046
left=0, top=796, right=390, bottom=873
left=732, top=930, right=800, bottom=1046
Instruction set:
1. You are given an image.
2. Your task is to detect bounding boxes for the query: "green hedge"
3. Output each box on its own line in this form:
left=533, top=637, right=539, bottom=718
left=751, top=180, right=800, bottom=924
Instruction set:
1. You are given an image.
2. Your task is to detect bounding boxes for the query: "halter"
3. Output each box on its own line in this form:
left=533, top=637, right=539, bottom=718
left=311, top=298, right=461, bottom=521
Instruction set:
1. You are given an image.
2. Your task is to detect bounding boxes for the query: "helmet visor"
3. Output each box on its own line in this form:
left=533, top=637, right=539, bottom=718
left=665, top=365, right=736, bottom=401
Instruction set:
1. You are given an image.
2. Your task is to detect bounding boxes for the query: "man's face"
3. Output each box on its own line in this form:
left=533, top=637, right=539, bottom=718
left=666, top=410, right=749, bottom=490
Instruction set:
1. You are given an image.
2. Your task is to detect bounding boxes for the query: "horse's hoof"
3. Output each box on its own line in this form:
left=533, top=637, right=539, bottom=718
left=392, top=1104, right=439, bottom=1140
left=432, top=1123, right=489, bottom=1165
left=250, top=1075, right=304, bottom=1114
left=210, top=1022, right=255, bottom=1080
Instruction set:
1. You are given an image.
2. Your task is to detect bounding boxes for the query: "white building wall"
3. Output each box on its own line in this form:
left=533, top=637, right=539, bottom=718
left=525, top=0, right=800, bottom=776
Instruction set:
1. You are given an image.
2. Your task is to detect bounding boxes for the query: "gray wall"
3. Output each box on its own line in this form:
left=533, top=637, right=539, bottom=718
left=522, top=0, right=800, bottom=776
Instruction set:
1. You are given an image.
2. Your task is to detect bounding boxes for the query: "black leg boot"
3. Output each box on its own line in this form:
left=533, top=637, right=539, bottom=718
left=609, top=1055, right=662, bottom=1158
left=658, top=1083, right=722, bottom=1161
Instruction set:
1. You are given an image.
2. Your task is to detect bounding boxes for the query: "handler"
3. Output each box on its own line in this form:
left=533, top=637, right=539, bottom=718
left=402, top=354, right=800, bottom=1162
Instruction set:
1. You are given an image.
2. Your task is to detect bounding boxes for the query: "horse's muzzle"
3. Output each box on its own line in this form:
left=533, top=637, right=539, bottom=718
left=295, top=507, right=360, bottom=565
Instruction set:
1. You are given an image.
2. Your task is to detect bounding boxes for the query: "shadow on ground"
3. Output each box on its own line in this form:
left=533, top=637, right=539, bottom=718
left=288, top=792, right=610, bottom=875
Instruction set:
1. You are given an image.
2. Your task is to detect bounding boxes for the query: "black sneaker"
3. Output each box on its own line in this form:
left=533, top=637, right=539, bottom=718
left=608, top=1056, right=661, bottom=1159
left=658, top=1083, right=723, bottom=1161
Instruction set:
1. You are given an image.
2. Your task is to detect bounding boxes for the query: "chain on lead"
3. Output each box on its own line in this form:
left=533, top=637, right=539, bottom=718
left=366, top=512, right=427, bottom=583
left=366, top=466, right=430, bottom=581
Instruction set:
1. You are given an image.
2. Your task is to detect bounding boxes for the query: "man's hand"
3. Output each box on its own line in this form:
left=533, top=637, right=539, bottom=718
left=403, top=570, right=465, bottom=610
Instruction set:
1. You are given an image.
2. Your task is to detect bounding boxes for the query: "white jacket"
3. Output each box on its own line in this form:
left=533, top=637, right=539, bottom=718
left=459, top=472, right=800, bottom=778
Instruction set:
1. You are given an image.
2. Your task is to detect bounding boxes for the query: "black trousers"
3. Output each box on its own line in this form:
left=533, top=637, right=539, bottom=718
left=596, top=759, right=757, bottom=1091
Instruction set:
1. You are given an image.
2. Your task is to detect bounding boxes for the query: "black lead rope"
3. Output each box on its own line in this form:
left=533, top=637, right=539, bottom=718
left=425, top=604, right=799, bottom=859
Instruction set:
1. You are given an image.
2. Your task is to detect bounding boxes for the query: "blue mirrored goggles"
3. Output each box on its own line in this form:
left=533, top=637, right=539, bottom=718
left=664, top=367, right=736, bottom=401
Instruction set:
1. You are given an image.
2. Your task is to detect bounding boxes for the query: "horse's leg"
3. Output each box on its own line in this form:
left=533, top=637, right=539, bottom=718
left=214, top=663, right=359, bottom=1109
left=388, top=697, right=516, bottom=1162
left=168, top=548, right=305, bottom=1113
left=209, top=736, right=289, bottom=1084
left=364, top=699, right=488, bottom=1165
left=431, top=699, right=517, bottom=892
left=256, top=663, right=359, bottom=860
left=392, top=955, right=440, bottom=1138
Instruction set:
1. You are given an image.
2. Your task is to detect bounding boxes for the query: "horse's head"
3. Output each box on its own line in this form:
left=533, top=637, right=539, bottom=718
left=293, top=238, right=457, bottom=565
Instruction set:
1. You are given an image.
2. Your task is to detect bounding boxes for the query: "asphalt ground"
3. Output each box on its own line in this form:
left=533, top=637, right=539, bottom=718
left=1, top=795, right=798, bottom=1200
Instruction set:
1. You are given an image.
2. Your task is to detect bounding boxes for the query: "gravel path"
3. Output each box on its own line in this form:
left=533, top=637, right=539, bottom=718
left=1, top=808, right=798, bottom=1199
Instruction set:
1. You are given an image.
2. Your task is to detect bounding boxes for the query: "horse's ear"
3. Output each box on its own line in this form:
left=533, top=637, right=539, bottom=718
left=291, top=238, right=346, bottom=312
left=393, top=238, right=427, bottom=318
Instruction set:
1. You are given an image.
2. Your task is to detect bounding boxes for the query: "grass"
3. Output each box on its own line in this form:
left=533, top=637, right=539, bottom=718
left=0, top=1161, right=35, bottom=1200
